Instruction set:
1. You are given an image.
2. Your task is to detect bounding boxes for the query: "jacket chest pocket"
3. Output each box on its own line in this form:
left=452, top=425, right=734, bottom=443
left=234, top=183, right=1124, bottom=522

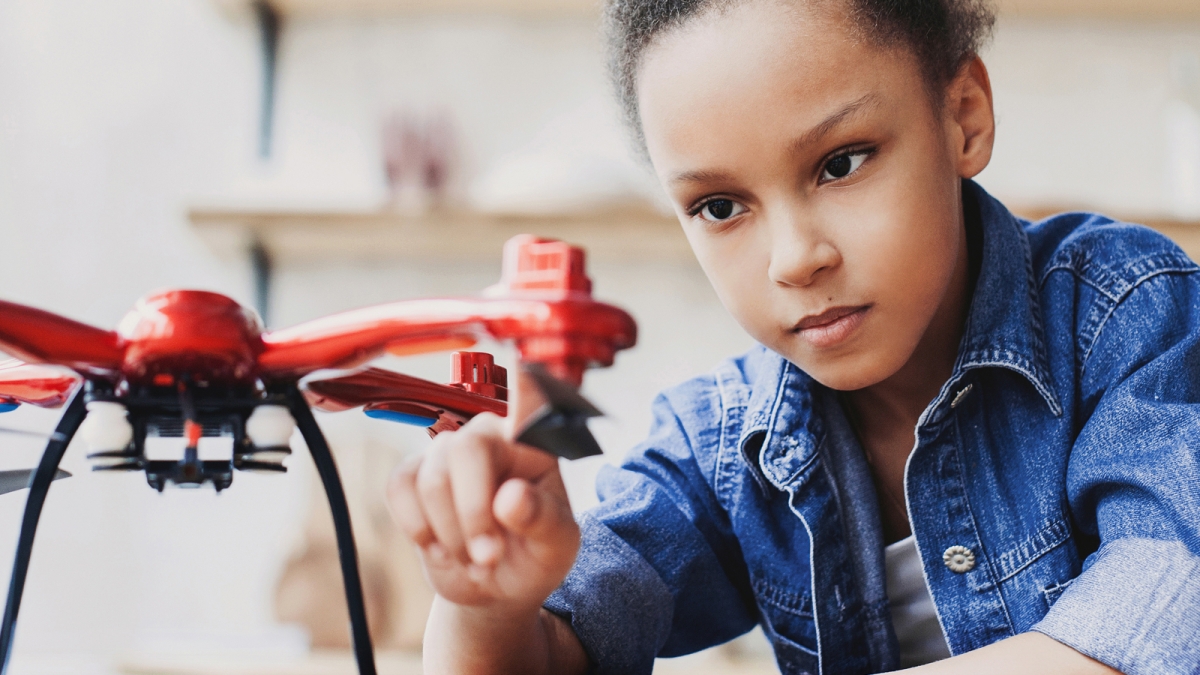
left=753, top=579, right=820, bottom=675
left=991, top=517, right=1081, bottom=629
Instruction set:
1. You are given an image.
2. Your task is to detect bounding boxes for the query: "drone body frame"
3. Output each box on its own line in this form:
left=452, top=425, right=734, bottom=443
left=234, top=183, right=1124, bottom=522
left=0, top=235, right=635, bottom=675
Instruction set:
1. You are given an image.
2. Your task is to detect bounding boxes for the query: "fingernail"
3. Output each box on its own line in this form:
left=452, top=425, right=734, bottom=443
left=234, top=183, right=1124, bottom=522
left=468, top=535, right=503, bottom=564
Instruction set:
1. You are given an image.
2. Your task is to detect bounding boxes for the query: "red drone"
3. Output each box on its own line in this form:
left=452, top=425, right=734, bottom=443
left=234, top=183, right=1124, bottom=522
left=0, top=235, right=636, bottom=675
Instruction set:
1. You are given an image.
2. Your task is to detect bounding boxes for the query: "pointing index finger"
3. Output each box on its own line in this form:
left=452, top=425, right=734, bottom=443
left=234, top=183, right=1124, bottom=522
left=447, top=417, right=511, bottom=565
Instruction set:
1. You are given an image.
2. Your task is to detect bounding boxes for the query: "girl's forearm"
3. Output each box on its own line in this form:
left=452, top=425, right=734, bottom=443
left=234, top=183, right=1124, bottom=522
left=906, top=632, right=1120, bottom=674
left=422, top=596, right=588, bottom=675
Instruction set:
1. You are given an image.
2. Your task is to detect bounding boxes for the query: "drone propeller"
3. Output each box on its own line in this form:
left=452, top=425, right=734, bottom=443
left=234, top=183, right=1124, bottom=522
left=0, top=469, right=70, bottom=497
left=514, top=363, right=604, bottom=461
left=0, top=427, right=67, bottom=443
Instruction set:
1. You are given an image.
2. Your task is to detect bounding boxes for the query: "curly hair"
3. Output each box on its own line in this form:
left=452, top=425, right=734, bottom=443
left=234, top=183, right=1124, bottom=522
left=605, top=0, right=995, bottom=151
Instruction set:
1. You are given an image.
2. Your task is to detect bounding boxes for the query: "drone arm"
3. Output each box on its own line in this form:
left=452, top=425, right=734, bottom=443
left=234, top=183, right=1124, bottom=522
left=0, top=300, right=122, bottom=376
left=259, top=297, right=636, bottom=385
left=258, top=299, right=481, bottom=379
left=303, top=368, right=507, bottom=418
left=0, top=361, right=81, bottom=408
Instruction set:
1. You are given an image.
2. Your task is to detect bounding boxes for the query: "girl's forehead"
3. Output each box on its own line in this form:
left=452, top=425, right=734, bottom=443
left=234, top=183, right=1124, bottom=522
left=640, top=0, right=848, bottom=70
left=637, top=0, right=907, bottom=112
left=636, top=0, right=921, bottom=163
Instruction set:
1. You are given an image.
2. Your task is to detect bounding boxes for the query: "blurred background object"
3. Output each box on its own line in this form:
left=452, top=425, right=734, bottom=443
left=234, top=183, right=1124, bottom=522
left=1166, top=49, right=1200, bottom=218
left=381, top=108, right=457, bottom=212
left=0, top=0, right=1198, bottom=673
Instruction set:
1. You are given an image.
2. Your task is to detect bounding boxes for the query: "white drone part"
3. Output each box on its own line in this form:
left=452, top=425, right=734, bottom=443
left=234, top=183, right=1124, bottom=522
left=243, top=446, right=290, bottom=461
left=245, top=404, right=295, bottom=450
left=245, top=448, right=290, bottom=463
left=89, top=456, right=133, bottom=469
left=78, top=401, right=134, bottom=454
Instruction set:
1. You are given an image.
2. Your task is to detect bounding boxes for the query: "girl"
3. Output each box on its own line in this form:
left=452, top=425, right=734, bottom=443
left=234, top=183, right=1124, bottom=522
left=386, top=0, right=1200, bottom=673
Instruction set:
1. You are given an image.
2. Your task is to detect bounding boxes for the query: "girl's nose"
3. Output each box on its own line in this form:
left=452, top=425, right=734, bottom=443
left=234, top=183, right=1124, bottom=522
left=766, top=213, right=841, bottom=288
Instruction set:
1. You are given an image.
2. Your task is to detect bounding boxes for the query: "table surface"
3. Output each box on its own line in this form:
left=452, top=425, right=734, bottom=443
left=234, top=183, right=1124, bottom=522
left=114, top=650, right=780, bottom=675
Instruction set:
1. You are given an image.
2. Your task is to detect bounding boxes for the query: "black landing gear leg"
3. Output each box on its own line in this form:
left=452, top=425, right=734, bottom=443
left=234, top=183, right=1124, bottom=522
left=0, top=389, right=379, bottom=675
left=285, top=387, right=378, bottom=675
left=0, top=391, right=88, bottom=674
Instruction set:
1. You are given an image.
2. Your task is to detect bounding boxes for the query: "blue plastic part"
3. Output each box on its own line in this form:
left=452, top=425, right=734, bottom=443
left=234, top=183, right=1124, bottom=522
left=364, top=408, right=437, bottom=427
left=0, top=404, right=18, bottom=414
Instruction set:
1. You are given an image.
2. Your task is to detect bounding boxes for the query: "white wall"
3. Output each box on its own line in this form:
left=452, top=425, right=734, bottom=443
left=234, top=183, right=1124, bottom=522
left=980, top=17, right=1200, bottom=217
left=0, top=1, right=283, bottom=669
left=0, top=1, right=1198, bottom=670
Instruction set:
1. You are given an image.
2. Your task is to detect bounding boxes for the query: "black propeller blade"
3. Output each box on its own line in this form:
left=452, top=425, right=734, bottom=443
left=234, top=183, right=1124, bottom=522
left=0, top=427, right=66, bottom=443
left=0, top=469, right=70, bottom=497
left=514, top=364, right=605, bottom=461
left=0, top=426, right=73, bottom=495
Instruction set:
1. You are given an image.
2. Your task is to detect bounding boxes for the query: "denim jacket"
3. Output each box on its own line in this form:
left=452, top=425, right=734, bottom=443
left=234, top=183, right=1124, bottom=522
left=545, top=181, right=1200, bottom=675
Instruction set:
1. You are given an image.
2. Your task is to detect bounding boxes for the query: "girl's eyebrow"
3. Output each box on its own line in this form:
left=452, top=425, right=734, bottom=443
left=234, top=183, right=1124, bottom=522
left=787, top=93, right=879, bottom=156
left=668, top=93, right=880, bottom=187
left=669, top=168, right=736, bottom=186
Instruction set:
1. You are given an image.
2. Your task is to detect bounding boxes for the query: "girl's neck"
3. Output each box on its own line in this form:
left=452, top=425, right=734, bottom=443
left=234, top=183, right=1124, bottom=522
left=848, top=291, right=965, bottom=433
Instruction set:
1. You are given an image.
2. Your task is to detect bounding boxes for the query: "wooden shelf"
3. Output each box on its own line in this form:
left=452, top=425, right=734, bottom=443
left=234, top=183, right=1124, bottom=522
left=1014, top=206, right=1200, bottom=259
left=213, top=0, right=600, bottom=18
left=192, top=205, right=1200, bottom=263
left=191, top=204, right=1200, bottom=267
left=215, top=0, right=1200, bottom=19
left=996, top=0, right=1200, bottom=19
left=188, top=206, right=686, bottom=264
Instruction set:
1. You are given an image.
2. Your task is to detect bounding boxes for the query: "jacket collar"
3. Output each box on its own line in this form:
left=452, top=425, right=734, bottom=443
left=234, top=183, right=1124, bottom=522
left=739, top=181, right=1061, bottom=491
left=951, top=181, right=1061, bottom=416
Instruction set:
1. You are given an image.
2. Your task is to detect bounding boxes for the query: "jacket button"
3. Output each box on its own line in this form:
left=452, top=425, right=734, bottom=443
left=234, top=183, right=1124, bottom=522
left=943, top=545, right=976, bottom=573
left=950, top=383, right=974, bottom=408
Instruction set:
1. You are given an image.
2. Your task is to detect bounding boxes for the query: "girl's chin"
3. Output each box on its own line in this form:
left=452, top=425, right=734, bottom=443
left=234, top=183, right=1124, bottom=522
left=786, top=350, right=903, bottom=392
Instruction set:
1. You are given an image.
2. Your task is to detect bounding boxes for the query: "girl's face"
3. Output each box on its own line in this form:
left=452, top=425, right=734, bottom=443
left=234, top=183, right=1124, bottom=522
left=638, top=0, right=994, bottom=391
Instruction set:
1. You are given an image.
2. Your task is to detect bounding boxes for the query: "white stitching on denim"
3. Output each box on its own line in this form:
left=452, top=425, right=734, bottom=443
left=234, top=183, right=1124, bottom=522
left=949, top=413, right=1017, bottom=631
left=787, top=491, right=825, bottom=674
left=714, top=368, right=731, bottom=491
left=956, top=351, right=1062, bottom=417
left=757, top=359, right=793, bottom=490
left=1080, top=269, right=1196, bottom=372
left=993, top=517, right=1072, bottom=584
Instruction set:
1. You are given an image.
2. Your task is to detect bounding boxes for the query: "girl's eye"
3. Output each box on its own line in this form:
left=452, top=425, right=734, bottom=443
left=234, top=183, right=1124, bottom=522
left=697, top=199, right=746, bottom=222
left=821, top=150, right=871, bottom=182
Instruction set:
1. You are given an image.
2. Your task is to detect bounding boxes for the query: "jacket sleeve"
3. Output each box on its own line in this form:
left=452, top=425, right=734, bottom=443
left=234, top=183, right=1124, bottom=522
left=544, top=380, right=757, bottom=675
left=1032, top=270, right=1200, bottom=674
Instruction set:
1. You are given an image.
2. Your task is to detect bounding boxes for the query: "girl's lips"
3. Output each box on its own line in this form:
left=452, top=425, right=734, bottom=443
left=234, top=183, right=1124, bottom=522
left=792, top=305, right=871, bottom=349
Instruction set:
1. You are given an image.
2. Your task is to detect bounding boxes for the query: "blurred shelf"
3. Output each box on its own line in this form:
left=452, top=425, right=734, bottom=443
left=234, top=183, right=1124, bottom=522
left=996, top=0, right=1200, bottom=18
left=215, top=0, right=1200, bottom=19
left=192, top=204, right=1200, bottom=266
left=213, top=0, right=600, bottom=18
left=188, top=205, right=687, bottom=264
left=1014, top=206, right=1200, bottom=259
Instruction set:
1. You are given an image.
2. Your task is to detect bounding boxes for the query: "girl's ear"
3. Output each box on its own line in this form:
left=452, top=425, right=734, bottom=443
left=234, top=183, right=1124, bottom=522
left=945, top=55, right=995, bottom=179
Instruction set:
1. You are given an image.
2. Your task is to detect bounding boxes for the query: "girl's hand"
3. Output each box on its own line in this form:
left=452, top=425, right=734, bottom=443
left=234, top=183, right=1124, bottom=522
left=386, top=411, right=580, bottom=614
left=907, top=632, right=1121, bottom=675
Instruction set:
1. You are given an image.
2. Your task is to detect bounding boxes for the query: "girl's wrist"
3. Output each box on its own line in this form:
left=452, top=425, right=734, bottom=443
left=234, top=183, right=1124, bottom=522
left=426, top=596, right=555, bottom=675
left=450, top=595, right=547, bottom=631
